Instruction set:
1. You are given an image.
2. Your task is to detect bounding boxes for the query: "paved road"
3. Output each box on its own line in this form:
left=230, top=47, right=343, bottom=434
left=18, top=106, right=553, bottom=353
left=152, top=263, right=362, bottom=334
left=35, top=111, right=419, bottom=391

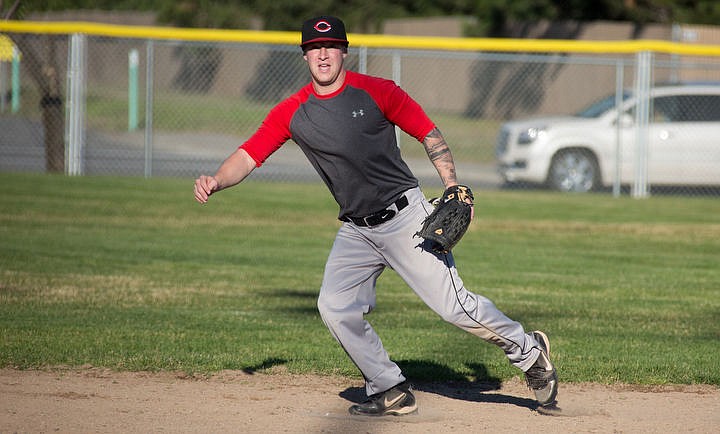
left=0, top=117, right=503, bottom=189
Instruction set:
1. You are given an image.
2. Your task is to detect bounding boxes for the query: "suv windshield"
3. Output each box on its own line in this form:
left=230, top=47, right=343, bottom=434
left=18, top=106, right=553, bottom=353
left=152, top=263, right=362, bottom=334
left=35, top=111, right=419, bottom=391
left=575, top=92, right=632, bottom=118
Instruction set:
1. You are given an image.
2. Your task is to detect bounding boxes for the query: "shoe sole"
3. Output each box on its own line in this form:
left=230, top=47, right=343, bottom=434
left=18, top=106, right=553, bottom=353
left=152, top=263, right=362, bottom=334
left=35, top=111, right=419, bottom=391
left=349, top=405, right=418, bottom=417
left=384, top=405, right=418, bottom=416
left=534, top=330, right=551, bottom=356
left=532, top=330, right=558, bottom=407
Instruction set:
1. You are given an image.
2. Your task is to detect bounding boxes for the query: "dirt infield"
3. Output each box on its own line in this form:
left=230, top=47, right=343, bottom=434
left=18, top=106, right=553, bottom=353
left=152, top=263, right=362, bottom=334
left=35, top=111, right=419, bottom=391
left=1, top=368, right=718, bottom=433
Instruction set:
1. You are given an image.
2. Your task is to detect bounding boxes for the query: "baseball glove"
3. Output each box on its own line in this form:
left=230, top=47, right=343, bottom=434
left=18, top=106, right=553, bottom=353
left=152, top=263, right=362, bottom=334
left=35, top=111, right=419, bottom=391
left=415, top=185, right=474, bottom=253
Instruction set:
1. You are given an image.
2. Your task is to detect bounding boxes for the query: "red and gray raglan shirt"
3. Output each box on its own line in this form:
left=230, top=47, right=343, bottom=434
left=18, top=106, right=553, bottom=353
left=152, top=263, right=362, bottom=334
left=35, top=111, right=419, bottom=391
left=240, top=70, right=436, bottom=220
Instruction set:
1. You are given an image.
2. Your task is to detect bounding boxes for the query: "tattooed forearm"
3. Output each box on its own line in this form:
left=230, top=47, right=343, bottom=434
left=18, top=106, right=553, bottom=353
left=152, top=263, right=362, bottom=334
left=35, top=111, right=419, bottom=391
left=424, top=130, right=450, bottom=160
left=423, top=128, right=458, bottom=187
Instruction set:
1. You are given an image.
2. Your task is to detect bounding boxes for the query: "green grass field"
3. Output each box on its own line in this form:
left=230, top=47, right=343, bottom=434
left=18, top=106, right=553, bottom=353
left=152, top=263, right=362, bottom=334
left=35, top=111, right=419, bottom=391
left=1, top=173, right=719, bottom=385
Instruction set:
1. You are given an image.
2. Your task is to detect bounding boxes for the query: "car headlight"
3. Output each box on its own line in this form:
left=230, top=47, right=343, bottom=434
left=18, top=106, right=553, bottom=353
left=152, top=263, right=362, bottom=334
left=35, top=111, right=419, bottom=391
left=518, top=126, right=546, bottom=145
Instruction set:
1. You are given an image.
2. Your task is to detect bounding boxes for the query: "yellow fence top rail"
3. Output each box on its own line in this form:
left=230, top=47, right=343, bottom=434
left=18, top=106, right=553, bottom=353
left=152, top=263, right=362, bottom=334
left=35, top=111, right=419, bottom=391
left=2, top=20, right=720, bottom=57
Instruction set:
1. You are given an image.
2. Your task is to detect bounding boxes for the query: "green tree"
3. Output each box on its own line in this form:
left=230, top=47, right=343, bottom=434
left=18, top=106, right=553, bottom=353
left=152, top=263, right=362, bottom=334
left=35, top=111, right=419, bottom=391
left=11, top=0, right=720, bottom=32
left=3, top=0, right=66, bottom=172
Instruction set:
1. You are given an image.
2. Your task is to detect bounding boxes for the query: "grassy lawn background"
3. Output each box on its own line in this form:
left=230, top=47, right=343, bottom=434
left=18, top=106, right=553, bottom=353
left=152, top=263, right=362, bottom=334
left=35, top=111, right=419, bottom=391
left=1, top=173, right=718, bottom=385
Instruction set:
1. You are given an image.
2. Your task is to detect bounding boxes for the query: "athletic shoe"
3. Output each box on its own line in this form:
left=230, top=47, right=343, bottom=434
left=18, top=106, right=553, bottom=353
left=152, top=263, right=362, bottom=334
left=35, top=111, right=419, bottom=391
left=524, top=330, right=558, bottom=407
left=348, top=381, right=418, bottom=416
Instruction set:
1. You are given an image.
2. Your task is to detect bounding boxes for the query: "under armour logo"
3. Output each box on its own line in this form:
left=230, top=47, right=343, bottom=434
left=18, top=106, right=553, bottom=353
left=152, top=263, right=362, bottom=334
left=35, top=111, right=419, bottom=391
left=352, top=110, right=364, bottom=118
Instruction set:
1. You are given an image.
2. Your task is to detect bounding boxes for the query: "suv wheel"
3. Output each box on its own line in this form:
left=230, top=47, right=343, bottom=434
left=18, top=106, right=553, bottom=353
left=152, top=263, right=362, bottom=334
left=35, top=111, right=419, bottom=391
left=547, top=149, right=600, bottom=192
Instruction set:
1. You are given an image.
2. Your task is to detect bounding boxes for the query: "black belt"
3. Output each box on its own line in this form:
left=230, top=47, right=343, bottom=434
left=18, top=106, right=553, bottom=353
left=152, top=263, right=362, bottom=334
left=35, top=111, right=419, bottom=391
left=343, top=195, right=409, bottom=227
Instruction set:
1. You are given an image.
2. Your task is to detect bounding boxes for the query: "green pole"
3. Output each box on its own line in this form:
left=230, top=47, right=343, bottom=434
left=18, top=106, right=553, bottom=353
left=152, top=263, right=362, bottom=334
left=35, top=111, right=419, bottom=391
left=128, top=49, right=139, bottom=131
left=11, top=47, right=20, bottom=113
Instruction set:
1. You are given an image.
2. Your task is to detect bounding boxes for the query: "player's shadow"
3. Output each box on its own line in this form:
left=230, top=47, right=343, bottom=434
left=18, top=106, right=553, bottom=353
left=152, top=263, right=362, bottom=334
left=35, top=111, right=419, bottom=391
left=241, top=357, right=288, bottom=375
left=339, top=360, right=538, bottom=410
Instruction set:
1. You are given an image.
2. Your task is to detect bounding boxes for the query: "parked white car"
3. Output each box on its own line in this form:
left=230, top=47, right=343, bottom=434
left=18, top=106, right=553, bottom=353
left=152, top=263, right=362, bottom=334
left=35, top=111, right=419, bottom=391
left=495, top=84, right=720, bottom=192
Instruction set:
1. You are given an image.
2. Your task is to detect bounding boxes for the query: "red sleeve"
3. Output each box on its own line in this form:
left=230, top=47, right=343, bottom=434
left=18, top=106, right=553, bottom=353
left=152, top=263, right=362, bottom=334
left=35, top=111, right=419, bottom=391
left=350, top=72, right=436, bottom=143
left=239, top=88, right=308, bottom=167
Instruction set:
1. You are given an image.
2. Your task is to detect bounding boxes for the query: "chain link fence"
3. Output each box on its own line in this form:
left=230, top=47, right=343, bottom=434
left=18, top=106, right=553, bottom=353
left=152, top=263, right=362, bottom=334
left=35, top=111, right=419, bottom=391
left=1, top=23, right=720, bottom=196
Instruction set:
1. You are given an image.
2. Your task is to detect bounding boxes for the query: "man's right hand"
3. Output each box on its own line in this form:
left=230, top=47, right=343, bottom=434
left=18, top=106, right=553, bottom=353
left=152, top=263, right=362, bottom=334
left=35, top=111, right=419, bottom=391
left=194, top=175, right=219, bottom=203
left=192, top=148, right=258, bottom=204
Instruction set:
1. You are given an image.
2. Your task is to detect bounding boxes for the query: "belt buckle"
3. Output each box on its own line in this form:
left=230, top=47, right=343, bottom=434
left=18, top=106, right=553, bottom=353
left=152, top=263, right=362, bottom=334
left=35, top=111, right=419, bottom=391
left=364, top=209, right=396, bottom=226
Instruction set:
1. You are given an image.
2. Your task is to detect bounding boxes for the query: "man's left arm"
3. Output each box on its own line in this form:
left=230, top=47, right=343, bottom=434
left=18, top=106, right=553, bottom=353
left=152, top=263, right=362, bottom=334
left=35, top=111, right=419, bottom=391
left=423, top=128, right=474, bottom=220
left=423, top=127, right=458, bottom=188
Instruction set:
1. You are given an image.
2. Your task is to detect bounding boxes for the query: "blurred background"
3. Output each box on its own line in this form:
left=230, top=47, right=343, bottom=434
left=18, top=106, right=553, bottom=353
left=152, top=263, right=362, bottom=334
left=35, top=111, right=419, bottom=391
left=1, top=1, right=719, bottom=196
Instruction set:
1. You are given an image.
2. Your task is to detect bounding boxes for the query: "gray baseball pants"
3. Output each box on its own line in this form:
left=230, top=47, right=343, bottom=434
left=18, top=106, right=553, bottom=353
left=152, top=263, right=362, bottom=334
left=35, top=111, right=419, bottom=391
left=317, top=187, right=543, bottom=396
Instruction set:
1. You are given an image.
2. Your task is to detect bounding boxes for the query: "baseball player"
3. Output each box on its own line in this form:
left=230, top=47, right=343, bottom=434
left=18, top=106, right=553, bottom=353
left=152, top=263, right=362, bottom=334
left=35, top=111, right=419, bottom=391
left=194, top=15, right=558, bottom=416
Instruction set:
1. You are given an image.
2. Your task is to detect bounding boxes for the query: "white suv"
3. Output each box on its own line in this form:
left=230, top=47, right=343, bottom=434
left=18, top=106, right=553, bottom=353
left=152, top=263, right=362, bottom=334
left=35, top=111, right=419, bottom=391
left=495, top=84, right=720, bottom=192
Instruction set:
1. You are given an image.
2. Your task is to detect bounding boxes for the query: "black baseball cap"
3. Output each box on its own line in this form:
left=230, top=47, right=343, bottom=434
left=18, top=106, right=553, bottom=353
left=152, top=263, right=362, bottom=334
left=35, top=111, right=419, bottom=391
left=301, top=16, right=349, bottom=49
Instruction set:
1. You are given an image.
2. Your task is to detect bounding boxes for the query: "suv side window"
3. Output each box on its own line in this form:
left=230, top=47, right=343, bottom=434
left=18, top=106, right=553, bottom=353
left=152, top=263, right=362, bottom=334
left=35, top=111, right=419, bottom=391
left=675, top=95, right=720, bottom=121
left=652, top=95, right=720, bottom=122
left=652, top=96, right=677, bottom=122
